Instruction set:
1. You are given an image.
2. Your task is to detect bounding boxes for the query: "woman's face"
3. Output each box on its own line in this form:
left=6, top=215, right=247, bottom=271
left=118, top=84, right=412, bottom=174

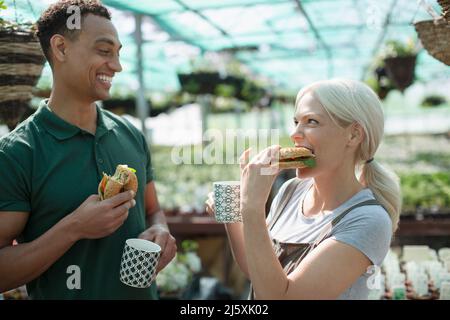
left=291, top=91, right=354, bottom=179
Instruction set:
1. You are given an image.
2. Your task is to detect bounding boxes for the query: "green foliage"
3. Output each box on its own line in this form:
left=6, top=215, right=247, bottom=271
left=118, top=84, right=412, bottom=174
left=150, top=144, right=240, bottom=211
left=365, top=77, right=380, bottom=92
left=156, top=240, right=201, bottom=295
left=183, top=79, right=201, bottom=95
left=215, top=84, right=236, bottom=98
left=240, top=80, right=265, bottom=105
left=381, top=39, right=417, bottom=58
left=150, top=137, right=450, bottom=215
left=0, top=1, right=37, bottom=32
left=178, top=72, right=265, bottom=106
left=415, top=152, right=450, bottom=169
left=0, top=1, right=7, bottom=25
left=0, top=1, right=8, bottom=28
left=406, top=152, right=450, bottom=172
left=400, top=172, right=450, bottom=212
left=366, top=61, right=395, bottom=99
left=181, top=240, right=199, bottom=252
left=421, top=95, right=448, bottom=108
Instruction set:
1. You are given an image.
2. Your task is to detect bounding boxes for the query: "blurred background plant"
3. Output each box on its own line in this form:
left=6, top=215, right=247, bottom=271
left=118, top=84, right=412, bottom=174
left=421, top=94, right=448, bottom=108
left=381, top=38, right=418, bottom=58
left=151, top=132, right=450, bottom=217
left=0, top=0, right=35, bottom=31
left=152, top=144, right=240, bottom=213
left=156, top=240, right=202, bottom=297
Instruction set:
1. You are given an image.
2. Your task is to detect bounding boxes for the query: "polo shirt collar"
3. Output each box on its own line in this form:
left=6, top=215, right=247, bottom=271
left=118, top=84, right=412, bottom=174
left=96, top=103, right=117, bottom=138
left=36, top=99, right=116, bottom=140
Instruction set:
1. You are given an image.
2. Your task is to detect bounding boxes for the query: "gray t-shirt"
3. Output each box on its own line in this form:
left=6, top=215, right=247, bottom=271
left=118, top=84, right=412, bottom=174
left=267, top=178, right=392, bottom=300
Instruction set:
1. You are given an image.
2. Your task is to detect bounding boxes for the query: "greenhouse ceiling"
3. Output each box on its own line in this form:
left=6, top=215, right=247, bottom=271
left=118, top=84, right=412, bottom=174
left=2, top=0, right=449, bottom=93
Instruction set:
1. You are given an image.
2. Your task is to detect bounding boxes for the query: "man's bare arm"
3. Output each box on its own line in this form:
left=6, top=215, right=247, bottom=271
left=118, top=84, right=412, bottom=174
left=0, top=212, right=78, bottom=292
left=0, top=191, right=136, bottom=292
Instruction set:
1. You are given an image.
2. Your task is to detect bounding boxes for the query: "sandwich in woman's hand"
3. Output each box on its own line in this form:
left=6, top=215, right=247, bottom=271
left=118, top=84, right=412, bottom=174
left=274, top=147, right=316, bottom=169
left=98, top=164, right=138, bottom=200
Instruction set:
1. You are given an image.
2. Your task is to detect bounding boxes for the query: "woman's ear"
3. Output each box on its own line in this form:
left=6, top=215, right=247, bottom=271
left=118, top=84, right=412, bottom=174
left=347, top=122, right=365, bottom=147
left=49, top=34, right=67, bottom=63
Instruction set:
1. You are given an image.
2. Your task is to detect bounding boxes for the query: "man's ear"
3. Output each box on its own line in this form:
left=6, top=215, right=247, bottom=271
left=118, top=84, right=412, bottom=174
left=347, top=122, right=365, bottom=147
left=49, top=34, right=67, bottom=63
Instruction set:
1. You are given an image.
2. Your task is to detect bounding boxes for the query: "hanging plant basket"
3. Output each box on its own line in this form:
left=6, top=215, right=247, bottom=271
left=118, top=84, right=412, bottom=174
left=415, top=18, right=450, bottom=66
left=383, top=55, right=416, bottom=92
left=178, top=72, right=247, bottom=97
left=177, top=72, right=265, bottom=104
left=178, top=72, right=225, bottom=95
left=414, top=0, right=450, bottom=66
left=0, top=23, right=46, bottom=130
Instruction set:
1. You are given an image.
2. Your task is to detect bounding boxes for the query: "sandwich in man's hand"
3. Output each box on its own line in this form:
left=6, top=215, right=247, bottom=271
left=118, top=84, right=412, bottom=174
left=274, top=147, right=316, bottom=169
left=98, top=164, right=138, bottom=200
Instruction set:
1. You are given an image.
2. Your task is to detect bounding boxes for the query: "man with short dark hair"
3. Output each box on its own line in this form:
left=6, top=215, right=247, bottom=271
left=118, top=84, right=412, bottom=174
left=0, top=0, right=177, bottom=299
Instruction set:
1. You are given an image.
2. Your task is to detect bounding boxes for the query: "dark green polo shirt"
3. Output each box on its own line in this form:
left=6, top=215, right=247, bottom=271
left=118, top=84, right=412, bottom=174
left=0, top=100, right=158, bottom=299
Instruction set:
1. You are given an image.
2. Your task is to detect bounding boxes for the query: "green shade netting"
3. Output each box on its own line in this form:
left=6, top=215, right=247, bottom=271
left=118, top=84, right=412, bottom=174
left=1, top=0, right=449, bottom=94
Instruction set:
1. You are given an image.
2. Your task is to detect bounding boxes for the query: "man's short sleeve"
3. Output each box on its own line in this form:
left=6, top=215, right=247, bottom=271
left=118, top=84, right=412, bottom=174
left=331, top=208, right=392, bottom=266
left=0, top=147, right=31, bottom=212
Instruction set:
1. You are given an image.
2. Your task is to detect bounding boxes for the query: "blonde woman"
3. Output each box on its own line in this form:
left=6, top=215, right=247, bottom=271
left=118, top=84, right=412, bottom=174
left=206, top=79, right=401, bottom=299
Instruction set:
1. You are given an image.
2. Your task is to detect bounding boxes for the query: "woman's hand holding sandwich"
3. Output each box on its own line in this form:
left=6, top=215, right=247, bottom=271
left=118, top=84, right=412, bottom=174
left=240, top=145, right=316, bottom=219
left=240, top=145, right=282, bottom=219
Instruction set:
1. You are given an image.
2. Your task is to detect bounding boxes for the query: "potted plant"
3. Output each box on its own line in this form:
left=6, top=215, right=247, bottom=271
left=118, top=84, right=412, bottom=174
left=156, top=240, right=202, bottom=299
left=0, top=1, right=46, bottom=131
left=365, top=54, right=397, bottom=101
left=178, top=72, right=242, bottom=97
left=420, top=94, right=448, bottom=108
left=401, top=172, right=450, bottom=216
left=380, top=39, right=418, bottom=92
left=178, top=71, right=268, bottom=107
left=366, top=71, right=394, bottom=101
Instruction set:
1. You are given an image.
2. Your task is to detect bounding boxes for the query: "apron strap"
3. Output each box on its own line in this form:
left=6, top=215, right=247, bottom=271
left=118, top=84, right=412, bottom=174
left=289, top=199, right=381, bottom=273
left=250, top=196, right=380, bottom=300
left=311, top=199, right=381, bottom=250
left=267, top=178, right=302, bottom=231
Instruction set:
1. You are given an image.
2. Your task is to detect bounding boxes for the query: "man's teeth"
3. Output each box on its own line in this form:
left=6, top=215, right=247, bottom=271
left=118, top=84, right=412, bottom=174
left=98, top=75, right=112, bottom=83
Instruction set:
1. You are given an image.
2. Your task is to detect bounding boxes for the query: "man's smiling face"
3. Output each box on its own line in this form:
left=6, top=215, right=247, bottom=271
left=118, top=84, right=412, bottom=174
left=59, top=13, right=123, bottom=102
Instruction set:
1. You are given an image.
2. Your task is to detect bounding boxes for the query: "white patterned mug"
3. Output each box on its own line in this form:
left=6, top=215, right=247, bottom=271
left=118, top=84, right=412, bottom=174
left=213, top=181, right=241, bottom=223
left=120, top=239, right=161, bottom=288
